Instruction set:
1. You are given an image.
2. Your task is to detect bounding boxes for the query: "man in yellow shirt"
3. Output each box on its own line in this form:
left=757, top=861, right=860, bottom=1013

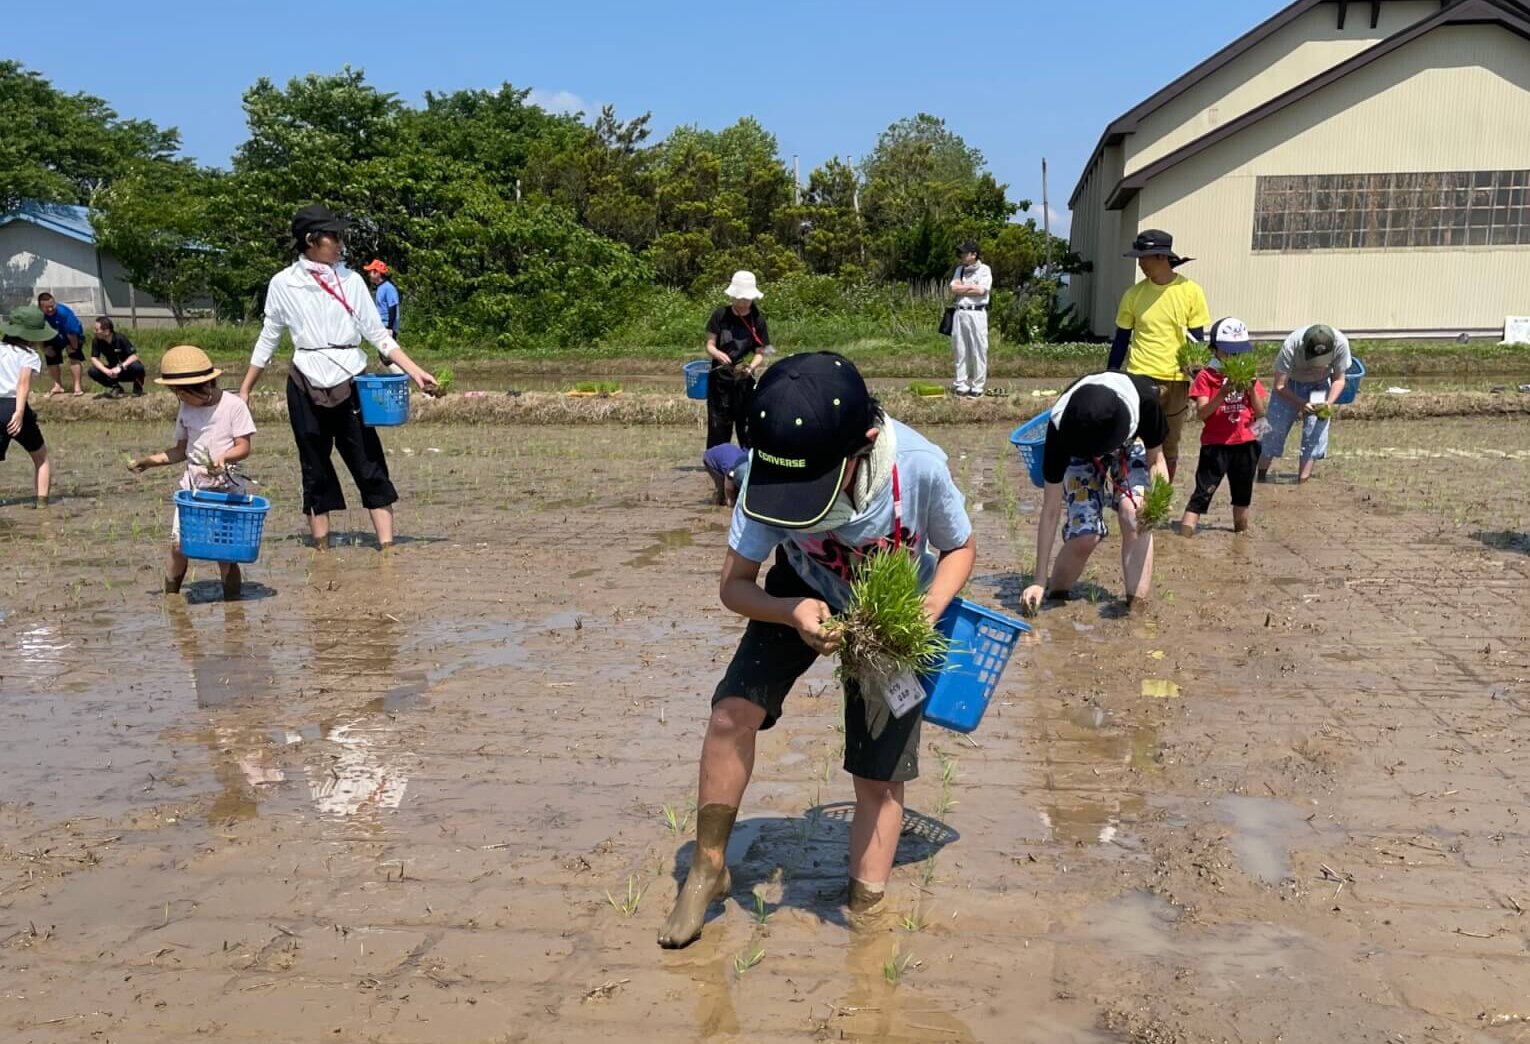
left=1108, top=229, right=1209, bottom=481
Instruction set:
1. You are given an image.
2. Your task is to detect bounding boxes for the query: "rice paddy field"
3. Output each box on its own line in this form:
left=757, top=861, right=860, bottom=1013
left=1, top=395, right=1528, bottom=1043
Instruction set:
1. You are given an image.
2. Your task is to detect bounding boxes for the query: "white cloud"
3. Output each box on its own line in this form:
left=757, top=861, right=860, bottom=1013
left=526, top=88, right=589, bottom=116
left=1029, top=202, right=1072, bottom=239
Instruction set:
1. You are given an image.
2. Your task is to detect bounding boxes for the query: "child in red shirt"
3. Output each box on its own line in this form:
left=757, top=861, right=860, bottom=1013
left=1180, top=317, right=1267, bottom=535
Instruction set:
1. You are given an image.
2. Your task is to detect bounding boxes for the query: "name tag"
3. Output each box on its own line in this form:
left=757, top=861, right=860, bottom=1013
left=884, top=672, right=929, bottom=719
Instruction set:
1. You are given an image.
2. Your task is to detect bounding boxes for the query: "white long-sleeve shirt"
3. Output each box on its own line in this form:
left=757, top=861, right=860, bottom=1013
left=251, top=261, right=400, bottom=390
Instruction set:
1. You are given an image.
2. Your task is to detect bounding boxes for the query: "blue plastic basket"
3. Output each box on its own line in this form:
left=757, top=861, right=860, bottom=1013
left=174, top=489, right=270, bottom=564
left=355, top=373, right=410, bottom=426
left=1334, top=357, right=1365, bottom=405
left=918, top=598, right=1029, bottom=733
left=1008, top=412, right=1050, bottom=488
left=684, top=359, right=710, bottom=400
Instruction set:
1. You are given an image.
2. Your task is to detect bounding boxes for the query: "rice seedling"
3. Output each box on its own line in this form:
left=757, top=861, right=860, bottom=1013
left=569, top=380, right=623, bottom=396
left=908, top=382, right=946, bottom=397
left=1177, top=339, right=1211, bottom=376
left=828, top=549, right=949, bottom=698
left=431, top=365, right=455, bottom=396
left=899, top=910, right=927, bottom=933
left=1134, top=475, right=1176, bottom=529
left=606, top=874, right=647, bottom=918
left=884, top=947, right=917, bottom=985
left=1312, top=403, right=1334, bottom=420
left=750, top=890, right=771, bottom=925
left=660, top=801, right=694, bottom=835
left=1220, top=353, right=1259, bottom=392
left=733, top=943, right=765, bottom=976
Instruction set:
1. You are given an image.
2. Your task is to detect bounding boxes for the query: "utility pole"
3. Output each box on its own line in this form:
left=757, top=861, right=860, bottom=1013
left=792, top=155, right=800, bottom=206
left=1041, top=158, right=1051, bottom=276
left=515, top=178, right=522, bottom=203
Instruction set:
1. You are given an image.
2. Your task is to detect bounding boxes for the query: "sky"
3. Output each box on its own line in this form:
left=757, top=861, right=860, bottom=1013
left=24, top=0, right=1270, bottom=238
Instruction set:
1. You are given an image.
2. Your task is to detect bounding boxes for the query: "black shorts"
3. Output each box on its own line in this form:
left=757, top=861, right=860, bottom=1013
left=43, top=339, right=84, bottom=365
left=0, top=399, right=44, bottom=461
left=712, top=552, right=923, bottom=782
left=1186, top=441, right=1260, bottom=514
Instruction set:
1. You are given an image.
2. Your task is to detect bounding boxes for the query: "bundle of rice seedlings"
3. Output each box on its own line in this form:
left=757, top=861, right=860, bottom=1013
left=1311, top=403, right=1334, bottom=420
left=1134, top=475, right=1175, bottom=529
left=908, top=382, right=946, bottom=397
left=1220, top=354, right=1259, bottom=391
left=1177, top=339, right=1211, bottom=376
left=569, top=380, right=622, bottom=396
left=829, top=549, right=949, bottom=698
left=431, top=365, right=455, bottom=396
left=187, top=446, right=243, bottom=489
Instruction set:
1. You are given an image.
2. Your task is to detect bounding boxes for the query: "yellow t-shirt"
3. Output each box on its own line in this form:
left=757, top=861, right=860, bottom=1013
left=1115, top=275, right=1210, bottom=382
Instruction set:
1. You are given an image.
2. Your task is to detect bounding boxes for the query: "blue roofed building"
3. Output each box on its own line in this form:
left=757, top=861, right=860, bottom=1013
left=0, top=200, right=185, bottom=326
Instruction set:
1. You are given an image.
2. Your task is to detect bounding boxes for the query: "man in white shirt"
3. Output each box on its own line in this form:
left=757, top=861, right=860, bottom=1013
left=237, top=204, right=437, bottom=550
left=949, top=241, right=992, bottom=398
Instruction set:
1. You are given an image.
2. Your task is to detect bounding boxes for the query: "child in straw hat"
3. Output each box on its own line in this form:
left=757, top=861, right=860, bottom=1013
left=129, top=345, right=256, bottom=600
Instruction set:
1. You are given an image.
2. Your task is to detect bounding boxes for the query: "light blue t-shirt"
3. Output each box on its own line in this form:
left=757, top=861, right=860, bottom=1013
left=374, top=281, right=401, bottom=332
left=729, top=420, right=972, bottom=613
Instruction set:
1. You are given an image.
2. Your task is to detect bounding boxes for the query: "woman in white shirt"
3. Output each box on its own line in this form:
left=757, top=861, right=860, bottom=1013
left=238, top=205, right=437, bottom=550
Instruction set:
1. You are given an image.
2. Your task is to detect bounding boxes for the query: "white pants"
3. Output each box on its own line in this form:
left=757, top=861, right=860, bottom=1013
left=951, top=309, right=989, bottom=393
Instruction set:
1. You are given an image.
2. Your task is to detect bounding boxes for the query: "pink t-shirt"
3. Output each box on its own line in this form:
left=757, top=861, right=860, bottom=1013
left=174, top=392, right=257, bottom=491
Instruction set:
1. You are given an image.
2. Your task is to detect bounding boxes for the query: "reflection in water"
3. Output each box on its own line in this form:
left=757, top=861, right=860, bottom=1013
left=304, top=718, right=419, bottom=819
left=166, top=601, right=283, bottom=823
left=832, top=925, right=977, bottom=1043
left=17, top=623, right=73, bottom=667
left=1039, top=705, right=1159, bottom=846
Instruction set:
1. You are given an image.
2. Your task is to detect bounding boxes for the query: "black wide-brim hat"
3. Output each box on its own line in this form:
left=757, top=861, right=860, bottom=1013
left=740, top=352, right=874, bottom=529
left=1124, top=227, right=1192, bottom=267
left=291, top=203, right=353, bottom=241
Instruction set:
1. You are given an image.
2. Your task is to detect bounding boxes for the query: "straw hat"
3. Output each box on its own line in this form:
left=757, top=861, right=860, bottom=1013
left=155, top=344, right=222, bottom=386
left=724, top=270, right=763, bottom=301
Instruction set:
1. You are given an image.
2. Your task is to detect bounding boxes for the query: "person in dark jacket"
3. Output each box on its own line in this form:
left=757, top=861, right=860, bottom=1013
left=702, top=270, right=770, bottom=449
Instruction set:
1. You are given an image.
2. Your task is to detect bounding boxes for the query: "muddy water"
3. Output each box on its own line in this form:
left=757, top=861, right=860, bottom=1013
left=0, top=418, right=1528, bottom=1042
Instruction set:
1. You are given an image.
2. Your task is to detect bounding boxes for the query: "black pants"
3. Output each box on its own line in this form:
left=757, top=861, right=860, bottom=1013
left=706, top=371, right=754, bottom=449
left=88, top=361, right=146, bottom=390
left=286, top=376, right=398, bottom=516
left=1186, top=441, right=1260, bottom=514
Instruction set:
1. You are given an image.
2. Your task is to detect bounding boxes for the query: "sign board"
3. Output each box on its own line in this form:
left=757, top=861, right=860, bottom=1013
left=1503, top=316, right=1530, bottom=345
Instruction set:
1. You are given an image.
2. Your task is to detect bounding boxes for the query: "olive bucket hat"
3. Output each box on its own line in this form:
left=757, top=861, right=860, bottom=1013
left=1, top=305, right=53, bottom=342
left=155, top=344, right=223, bottom=386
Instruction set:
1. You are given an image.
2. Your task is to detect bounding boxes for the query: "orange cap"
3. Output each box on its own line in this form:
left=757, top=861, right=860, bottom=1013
left=363, top=259, right=389, bottom=274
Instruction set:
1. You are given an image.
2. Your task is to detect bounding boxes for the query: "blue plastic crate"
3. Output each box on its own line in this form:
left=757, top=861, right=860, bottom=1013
left=1008, top=412, right=1050, bottom=488
left=174, top=490, right=271, bottom=564
left=684, top=359, right=710, bottom=400
left=918, top=598, right=1029, bottom=733
left=355, top=373, right=410, bottom=426
left=1334, top=357, right=1365, bottom=405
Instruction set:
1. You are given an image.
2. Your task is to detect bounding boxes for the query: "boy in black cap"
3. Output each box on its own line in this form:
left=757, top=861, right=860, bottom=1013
left=1020, top=370, right=1169, bottom=613
left=658, top=352, right=975, bottom=949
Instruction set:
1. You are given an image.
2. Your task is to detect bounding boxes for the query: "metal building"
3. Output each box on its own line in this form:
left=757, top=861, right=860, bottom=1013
left=1067, top=0, right=1530, bottom=338
left=0, top=200, right=181, bottom=326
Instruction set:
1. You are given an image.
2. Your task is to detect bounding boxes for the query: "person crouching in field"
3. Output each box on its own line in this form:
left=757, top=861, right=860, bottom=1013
left=658, top=352, right=976, bottom=949
left=702, top=442, right=747, bottom=506
left=129, top=346, right=256, bottom=601
left=1179, top=318, right=1267, bottom=536
left=1021, top=371, right=1170, bottom=613
left=0, top=306, right=54, bottom=508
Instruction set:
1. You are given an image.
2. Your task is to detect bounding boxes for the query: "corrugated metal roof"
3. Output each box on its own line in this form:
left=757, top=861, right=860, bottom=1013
left=0, top=201, right=96, bottom=244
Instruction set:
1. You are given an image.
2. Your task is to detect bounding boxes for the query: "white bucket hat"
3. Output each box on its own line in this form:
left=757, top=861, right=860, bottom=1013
left=724, top=270, right=763, bottom=301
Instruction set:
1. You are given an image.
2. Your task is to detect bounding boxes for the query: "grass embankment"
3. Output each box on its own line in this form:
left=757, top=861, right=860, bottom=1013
left=36, top=386, right=1530, bottom=427
left=113, top=327, right=1530, bottom=381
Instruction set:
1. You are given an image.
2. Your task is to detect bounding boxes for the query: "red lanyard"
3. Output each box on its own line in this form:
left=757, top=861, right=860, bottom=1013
left=308, top=267, right=352, bottom=315
left=738, top=315, right=764, bottom=347
left=890, top=465, right=903, bottom=550
left=1093, top=451, right=1139, bottom=509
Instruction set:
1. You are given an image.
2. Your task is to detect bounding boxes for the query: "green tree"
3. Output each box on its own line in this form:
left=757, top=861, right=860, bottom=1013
left=0, top=61, right=179, bottom=210
left=781, top=158, right=866, bottom=276
left=92, top=161, right=221, bottom=324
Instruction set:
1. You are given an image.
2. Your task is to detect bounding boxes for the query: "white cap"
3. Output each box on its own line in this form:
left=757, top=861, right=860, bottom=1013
left=724, top=271, right=763, bottom=301
left=1208, top=316, right=1252, bottom=353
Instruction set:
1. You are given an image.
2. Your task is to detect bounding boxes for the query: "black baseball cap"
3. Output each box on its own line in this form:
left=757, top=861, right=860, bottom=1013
left=740, top=352, right=876, bottom=529
left=291, top=203, right=352, bottom=241
left=1054, top=384, right=1133, bottom=460
left=1301, top=324, right=1337, bottom=358
left=1124, top=228, right=1191, bottom=266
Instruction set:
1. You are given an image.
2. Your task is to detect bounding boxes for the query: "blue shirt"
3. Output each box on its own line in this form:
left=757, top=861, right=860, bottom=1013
left=729, top=419, right=972, bottom=612
left=703, top=444, right=748, bottom=478
left=373, top=281, right=400, bottom=332
left=44, top=302, right=83, bottom=344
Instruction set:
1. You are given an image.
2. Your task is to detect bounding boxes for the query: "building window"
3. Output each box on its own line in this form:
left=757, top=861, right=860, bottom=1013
left=1252, top=171, right=1530, bottom=251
